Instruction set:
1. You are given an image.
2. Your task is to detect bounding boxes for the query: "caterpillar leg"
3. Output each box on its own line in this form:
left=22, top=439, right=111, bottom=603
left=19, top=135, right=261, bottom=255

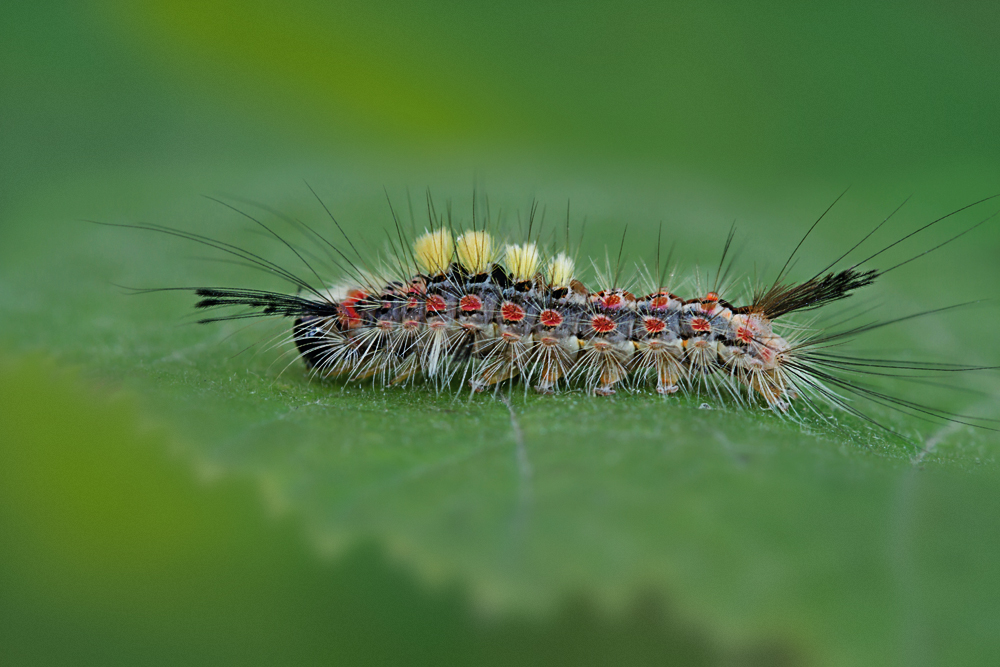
left=470, top=332, right=530, bottom=392
left=720, top=334, right=795, bottom=412
left=739, top=368, right=792, bottom=412
left=579, top=339, right=633, bottom=395
left=530, top=334, right=580, bottom=394
left=634, top=339, right=684, bottom=395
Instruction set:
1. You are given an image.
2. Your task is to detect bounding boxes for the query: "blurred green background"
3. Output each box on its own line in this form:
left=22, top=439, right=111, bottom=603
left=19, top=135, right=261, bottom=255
left=2, top=1, right=1000, bottom=665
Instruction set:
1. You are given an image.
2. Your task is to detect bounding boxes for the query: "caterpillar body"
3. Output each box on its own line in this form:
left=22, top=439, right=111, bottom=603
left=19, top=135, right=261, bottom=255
left=273, top=230, right=872, bottom=407
left=105, top=190, right=999, bottom=436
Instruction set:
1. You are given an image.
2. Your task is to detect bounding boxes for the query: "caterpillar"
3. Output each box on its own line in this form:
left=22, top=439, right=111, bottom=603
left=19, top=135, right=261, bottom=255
left=102, top=189, right=999, bottom=437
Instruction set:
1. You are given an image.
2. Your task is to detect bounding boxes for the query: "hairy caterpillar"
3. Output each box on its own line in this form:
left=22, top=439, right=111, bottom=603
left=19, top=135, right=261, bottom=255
left=101, top=189, right=999, bottom=437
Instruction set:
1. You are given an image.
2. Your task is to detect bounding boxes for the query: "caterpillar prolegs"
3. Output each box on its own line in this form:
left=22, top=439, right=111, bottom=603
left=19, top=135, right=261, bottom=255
left=106, top=190, right=1000, bottom=434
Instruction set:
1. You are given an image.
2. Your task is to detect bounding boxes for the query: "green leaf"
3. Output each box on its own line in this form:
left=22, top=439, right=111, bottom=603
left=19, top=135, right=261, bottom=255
left=4, top=2, right=1000, bottom=664
left=3, top=175, right=1000, bottom=666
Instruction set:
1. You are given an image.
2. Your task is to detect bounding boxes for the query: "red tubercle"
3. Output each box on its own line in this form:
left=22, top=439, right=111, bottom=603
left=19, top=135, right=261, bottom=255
left=459, top=294, right=483, bottom=312
left=700, top=293, right=720, bottom=314
left=501, top=302, right=526, bottom=323
left=601, top=293, right=622, bottom=308
left=690, top=317, right=712, bottom=333
left=591, top=314, right=616, bottom=334
left=646, top=290, right=680, bottom=311
left=736, top=325, right=755, bottom=344
left=594, top=290, right=636, bottom=310
left=539, top=309, right=563, bottom=327
left=643, top=317, right=667, bottom=334
left=648, top=295, right=673, bottom=310
left=425, top=294, right=448, bottom=313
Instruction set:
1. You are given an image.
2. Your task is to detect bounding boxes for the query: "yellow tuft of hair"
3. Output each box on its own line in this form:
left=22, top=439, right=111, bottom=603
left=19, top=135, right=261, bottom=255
left=455, top=231, right=495, bottom=275
left=547, top=252, right=575, bottom=287
left=413, top=228, right=454, bottom=275
left=504, top=243, right=541, bottom=283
